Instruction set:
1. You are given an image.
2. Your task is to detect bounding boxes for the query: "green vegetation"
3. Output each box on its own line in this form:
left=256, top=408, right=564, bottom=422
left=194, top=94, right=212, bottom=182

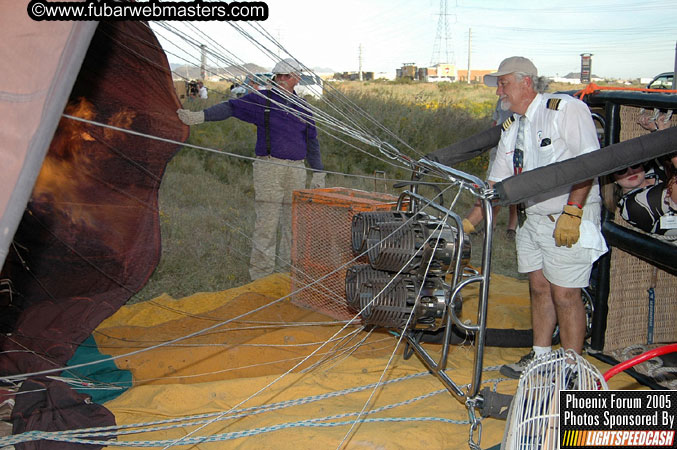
left=320, top=81, right=493, bottom=178
left=131, top=80, right=540, bottom=303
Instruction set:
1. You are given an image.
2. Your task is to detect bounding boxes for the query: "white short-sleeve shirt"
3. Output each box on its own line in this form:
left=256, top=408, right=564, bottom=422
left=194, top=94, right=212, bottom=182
left=488, top=93, right=601, bottom=215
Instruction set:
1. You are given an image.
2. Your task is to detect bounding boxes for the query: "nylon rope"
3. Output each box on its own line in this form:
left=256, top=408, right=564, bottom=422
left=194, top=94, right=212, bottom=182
left=0, top=372, right=518, bottom=447
left=2, top=176, right=463, bottom=391
left=159, top=187, right=460, bottom=449
left=57, top=372, right=433, bottom=437
left=150, top=20, right=443, bottom=173
left=127, top=21, right=455, bottom=179
left=336, top=195, right=454, bottom=448
left=1, top=113, right=444, bottom=384
left=245, top=21, right=422, bottom=156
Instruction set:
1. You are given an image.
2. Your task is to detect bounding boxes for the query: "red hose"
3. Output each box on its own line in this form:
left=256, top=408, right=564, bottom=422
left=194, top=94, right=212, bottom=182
left=603, top=343, right=677, bottom=381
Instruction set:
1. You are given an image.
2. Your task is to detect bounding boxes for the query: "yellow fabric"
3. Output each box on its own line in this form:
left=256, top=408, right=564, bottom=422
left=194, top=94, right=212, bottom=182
left=96, top=273, right=644, bottom=450
left=554, top=204, right=583, bottom=247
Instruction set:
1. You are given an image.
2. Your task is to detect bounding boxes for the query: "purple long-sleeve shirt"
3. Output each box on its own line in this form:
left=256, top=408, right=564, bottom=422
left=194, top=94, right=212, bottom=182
left=203, top=90, right=323, bottom=170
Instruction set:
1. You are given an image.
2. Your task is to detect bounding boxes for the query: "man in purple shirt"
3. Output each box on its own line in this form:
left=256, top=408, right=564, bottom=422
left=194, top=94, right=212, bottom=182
left=177, top=58, right=324, bottom=280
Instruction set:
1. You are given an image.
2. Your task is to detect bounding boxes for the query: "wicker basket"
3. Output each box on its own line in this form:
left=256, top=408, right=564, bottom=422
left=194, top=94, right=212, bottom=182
left=602, top=105, right=677, bottom=352
left=604, top=214, right=677, bottom=351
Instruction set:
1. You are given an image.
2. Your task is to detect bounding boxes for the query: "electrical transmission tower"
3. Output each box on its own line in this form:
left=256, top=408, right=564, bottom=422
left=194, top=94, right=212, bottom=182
left=430, top=0, right=454, bottom=66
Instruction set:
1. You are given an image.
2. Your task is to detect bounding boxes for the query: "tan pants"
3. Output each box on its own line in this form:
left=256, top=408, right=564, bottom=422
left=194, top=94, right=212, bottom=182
left=249, top=157, right=307, bottom=280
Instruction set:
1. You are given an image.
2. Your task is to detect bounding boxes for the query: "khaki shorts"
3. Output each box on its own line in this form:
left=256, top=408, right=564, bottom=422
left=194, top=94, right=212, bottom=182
left=516, top=204, right=602, bottom=288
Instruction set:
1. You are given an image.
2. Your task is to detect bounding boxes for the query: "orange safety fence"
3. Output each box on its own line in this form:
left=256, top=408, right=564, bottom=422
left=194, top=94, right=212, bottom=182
left=575, top=82, right=677, bottom=99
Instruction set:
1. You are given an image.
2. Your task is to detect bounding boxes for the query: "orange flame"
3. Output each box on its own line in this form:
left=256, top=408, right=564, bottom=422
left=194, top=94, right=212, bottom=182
left=32, top=98, right=139, bottom=249
left=104, top=108, right=136, bottom=142
left=32, top=98, right=98, bottom=216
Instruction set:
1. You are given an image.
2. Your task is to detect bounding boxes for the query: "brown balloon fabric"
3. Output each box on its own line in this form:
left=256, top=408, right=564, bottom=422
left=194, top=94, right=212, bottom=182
left=11, top=378, right=115, bottom=450
left=0, top=21, right=188, bottom=374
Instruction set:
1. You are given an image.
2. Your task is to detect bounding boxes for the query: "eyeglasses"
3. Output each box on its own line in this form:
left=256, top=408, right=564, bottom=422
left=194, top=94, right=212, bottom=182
left=614, top=163, right=644, bottom=176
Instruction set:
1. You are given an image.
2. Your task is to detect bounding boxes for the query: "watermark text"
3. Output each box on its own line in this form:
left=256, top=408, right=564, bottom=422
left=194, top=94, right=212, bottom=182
left=28, top=0, right=269, bottom=21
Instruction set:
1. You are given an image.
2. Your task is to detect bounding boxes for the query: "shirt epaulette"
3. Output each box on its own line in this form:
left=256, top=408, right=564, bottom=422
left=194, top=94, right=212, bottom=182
left=546, top=98, right=562, bottom=110
left=502, top=115, right=515, bottom=131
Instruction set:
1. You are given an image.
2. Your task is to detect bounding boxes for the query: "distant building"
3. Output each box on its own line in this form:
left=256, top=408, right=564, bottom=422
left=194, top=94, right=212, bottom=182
left=433, top=63, right=456, bottom=80
left=332, top=71, right=374, bottom=81
left=391, top=63, right=498, bottom=83
left=397, top=63, right=418, bottom=80
left=552, top=72, right=603, bottom=84
left=457, top=69, right=494, bottom=84
left=417, top=63, right=456, bottom=82
left=330, top=71, right=394, bottom=81
left=374, top=71, right=396, bottom=81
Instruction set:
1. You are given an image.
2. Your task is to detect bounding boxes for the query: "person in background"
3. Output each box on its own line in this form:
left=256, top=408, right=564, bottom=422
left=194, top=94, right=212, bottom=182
left=198, top=81, right=208, bottom=100
left=176, top=58, right=325, bottom=281
left=483, top=56, right=607, bottom=379
left=462, top=99, right=519, bottom=240
left=612, top=111, right=676, bottom=240
left=188, top=80, right=198, bottom=98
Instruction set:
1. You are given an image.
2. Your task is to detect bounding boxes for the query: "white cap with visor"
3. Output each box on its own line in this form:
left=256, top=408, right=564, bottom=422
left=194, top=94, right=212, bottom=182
left=484, top=56, right=538, bottom=87
left=272, top=57, right=303, bottom=75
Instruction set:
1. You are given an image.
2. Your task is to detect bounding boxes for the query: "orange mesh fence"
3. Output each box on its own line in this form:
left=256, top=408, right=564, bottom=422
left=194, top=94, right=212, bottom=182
left=575, top=82, right=677, bottom=99
left=291, top=188, right=400, bottom=321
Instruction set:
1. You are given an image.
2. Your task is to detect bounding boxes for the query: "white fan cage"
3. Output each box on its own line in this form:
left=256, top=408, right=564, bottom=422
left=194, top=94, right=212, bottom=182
left=502, top=349, right=609, bottom=450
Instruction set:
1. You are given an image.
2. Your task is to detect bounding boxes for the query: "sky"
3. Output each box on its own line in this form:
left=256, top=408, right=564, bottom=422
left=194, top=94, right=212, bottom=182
left=154, top=0, right=677, bottom=80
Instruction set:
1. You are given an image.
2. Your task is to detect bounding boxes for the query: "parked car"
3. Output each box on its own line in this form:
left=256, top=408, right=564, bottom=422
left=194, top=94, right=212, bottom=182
left=231, top=72, right=273, bottom=98
left=647, top=72, right=674, bottom=90
left=295, top=73, right=323, bottom=99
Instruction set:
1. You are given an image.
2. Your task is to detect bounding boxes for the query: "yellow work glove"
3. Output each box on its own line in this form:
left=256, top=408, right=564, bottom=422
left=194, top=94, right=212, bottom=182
left=177, top=109, right=205, bottom=126
left=554, top=204, right=583, bottom=248
left=462, top=218, right=476, bottom=234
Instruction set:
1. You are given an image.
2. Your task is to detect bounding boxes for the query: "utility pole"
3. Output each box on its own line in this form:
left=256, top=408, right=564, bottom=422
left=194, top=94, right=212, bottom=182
left=673, top=40, right=676, bottom=89
left=200, top=44, right=207, bottom=81
left=466, top=28, right=471, bottom=84
left=276, top=29, right=281, bottom=57
left=359, top=44, right=363, bottom=81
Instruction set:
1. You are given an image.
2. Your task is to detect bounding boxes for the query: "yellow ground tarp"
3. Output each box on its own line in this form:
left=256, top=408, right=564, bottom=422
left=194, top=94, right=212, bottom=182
left=95, top=273, right=644, bottom=449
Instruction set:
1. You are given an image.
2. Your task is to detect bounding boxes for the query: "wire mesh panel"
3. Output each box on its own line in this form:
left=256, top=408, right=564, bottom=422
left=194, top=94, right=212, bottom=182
left=291, top=188, right=400, bottom=320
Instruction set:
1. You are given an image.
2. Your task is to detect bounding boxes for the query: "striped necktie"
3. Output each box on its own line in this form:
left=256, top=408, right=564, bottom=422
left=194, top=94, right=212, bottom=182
left=513, top=116, right=527, bottom=227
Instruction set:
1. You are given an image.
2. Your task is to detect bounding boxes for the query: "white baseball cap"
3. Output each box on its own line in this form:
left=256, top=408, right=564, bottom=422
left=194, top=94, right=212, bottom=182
left=484, top=56, right=538, bottom=87
left=272, top=58, right=303, bottom=75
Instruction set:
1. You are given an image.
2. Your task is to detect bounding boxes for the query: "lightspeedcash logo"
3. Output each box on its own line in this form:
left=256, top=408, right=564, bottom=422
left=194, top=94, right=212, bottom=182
left=560, top=391, right=677, bottom=449
left=563, top=430, right=675, bottom=447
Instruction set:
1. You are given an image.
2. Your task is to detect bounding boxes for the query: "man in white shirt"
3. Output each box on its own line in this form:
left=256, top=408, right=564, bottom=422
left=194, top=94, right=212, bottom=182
left=485, top=57, right=607, bottom=378
left=198, top=81, right=208, bottom=99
